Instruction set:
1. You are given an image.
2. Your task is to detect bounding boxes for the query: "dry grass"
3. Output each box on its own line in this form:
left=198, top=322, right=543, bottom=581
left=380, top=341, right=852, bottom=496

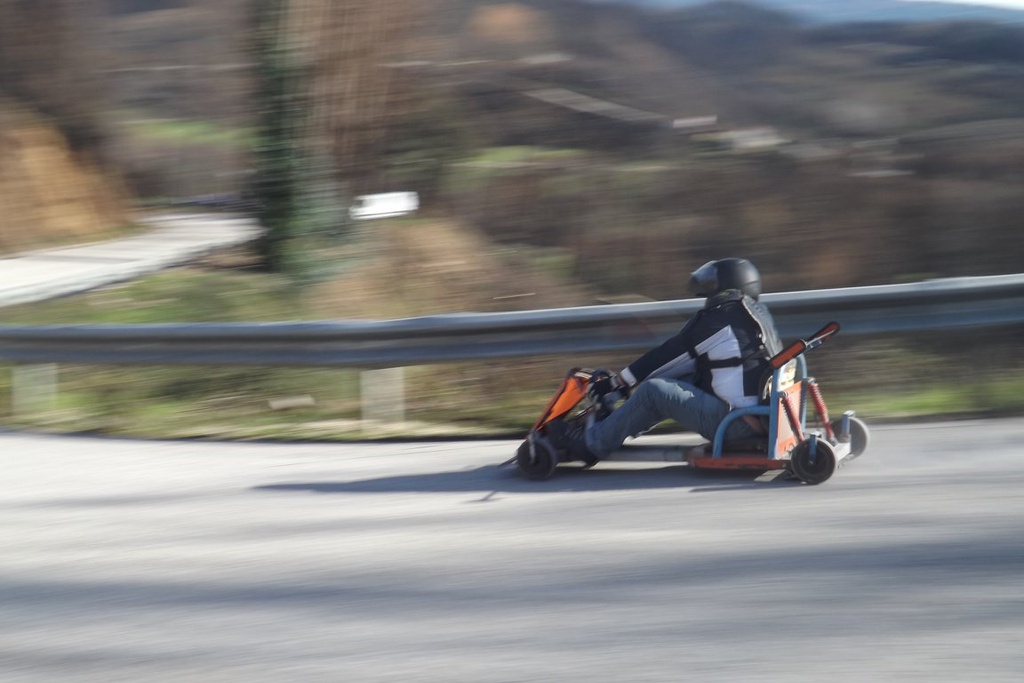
left=0, top=105, right=132, bottom=254
left=309, top=216, right=598, bottom=319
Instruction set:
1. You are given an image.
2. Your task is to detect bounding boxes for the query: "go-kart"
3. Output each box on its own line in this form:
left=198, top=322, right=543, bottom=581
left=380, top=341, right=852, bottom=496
left=515, top=322, right=869, bottom=485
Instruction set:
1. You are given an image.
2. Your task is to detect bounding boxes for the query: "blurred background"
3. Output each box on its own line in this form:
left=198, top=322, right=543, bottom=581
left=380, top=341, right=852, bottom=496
left=1, top=0, right=1022, bottom=437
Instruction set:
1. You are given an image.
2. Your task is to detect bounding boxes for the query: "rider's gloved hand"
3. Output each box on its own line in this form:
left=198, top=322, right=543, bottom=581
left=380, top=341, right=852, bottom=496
left=588, top=372, right=628, bottom=403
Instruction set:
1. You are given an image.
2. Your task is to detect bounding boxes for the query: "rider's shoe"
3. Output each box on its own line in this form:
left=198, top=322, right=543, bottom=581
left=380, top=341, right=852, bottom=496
left=545, top=419, right=599, bottom=467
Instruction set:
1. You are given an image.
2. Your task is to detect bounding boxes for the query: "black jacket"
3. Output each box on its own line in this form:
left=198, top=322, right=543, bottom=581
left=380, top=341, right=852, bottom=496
left=619, top=291, right=782, bottom=408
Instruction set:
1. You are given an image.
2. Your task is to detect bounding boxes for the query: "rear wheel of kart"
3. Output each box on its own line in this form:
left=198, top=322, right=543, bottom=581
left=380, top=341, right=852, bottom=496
left=831, top=416, right=870, bottom=458
left=516, top=438, right=558, bottom=481
left=789, top=438, right=837, bottom=485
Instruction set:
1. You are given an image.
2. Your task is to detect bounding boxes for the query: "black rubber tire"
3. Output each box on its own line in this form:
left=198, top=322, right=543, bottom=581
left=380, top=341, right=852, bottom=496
left=831, top=416, right=870, bottom=458
left=789, top=438, right=837, bottom=485
left=516, top=437, right=559, bottom=481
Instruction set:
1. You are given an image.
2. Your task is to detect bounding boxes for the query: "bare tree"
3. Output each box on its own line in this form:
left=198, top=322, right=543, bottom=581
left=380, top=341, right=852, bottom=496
left=289, top=0, right=436, bottom=189
left=250, top=0, right=436, bottom=276
left=0, top=0, right=110, bottom=156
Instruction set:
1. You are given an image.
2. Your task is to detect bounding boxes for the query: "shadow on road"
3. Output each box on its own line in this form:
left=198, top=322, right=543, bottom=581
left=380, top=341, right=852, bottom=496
left=254, top=463, right=797, bottom=495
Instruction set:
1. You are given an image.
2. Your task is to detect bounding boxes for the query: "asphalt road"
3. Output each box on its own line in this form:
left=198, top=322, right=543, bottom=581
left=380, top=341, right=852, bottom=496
left=0, top=214, right=259, bottom=308
left=2, top=419, right=1022, bottom=682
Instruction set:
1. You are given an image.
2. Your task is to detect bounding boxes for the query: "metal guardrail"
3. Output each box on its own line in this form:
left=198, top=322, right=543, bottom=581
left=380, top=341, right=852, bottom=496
left=0, top=274, right=1022, bottom=368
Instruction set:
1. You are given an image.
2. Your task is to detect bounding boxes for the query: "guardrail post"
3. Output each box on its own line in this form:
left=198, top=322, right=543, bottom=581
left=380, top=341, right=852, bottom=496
left=11, top=363, right=58, bottom=416
left=360, top=367, right=405, bottom=432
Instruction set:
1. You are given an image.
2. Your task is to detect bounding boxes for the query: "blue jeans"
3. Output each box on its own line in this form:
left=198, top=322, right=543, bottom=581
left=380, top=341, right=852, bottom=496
left=585, top=377, right=759, bottom=457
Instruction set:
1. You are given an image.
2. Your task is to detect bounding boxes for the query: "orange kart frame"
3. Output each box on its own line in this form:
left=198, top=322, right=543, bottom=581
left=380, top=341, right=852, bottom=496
left=516, top=322, right=869, bottom=485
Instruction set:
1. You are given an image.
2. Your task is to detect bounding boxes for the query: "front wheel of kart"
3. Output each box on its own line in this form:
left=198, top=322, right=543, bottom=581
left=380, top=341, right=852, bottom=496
left=831, top=416, right=870, bottom=458
left=516, top=437, right=559, bottom=481
left=789, top=438, right=837, bottom=485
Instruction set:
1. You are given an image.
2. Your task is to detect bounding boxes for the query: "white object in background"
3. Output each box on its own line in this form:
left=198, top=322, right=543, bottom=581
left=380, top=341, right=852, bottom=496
left=349, top=192, right=419, bottom=220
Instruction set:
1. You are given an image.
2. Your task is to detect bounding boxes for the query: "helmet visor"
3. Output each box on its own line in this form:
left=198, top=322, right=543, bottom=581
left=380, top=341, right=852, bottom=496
left=688, top=260, right=718, bottom=297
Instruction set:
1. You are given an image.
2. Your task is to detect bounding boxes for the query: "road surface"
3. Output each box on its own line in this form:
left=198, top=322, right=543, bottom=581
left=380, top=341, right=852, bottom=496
left=2, top=419, right=1022, bottom=682
left=0, top=214, right=259, bottom=308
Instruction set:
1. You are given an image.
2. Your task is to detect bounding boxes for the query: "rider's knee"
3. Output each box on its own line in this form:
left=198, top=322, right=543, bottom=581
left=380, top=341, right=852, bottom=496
left=632, top=379, right=668, bottom=406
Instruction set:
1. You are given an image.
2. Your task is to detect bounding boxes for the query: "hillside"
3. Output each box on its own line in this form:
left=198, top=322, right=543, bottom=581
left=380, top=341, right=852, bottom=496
left=437, top=1, right=1024, bottom=135
left=0, top=104, right=130, bottom=255
left=14, top=0, right=1022, bottom=295
left=613, top=0, right=1024, bottom=24
left=408, top=1, right=1024, bottom=293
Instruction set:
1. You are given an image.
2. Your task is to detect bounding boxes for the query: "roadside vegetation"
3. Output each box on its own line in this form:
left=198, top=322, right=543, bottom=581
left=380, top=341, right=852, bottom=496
left=2, top=227, right=1021, bottom=440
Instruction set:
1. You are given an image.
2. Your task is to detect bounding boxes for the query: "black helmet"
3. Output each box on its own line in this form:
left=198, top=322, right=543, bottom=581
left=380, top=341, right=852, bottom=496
left=688, top=258, right=762, bottom=300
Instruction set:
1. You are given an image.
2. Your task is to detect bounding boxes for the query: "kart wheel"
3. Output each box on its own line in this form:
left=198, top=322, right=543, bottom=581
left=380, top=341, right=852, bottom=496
left=831, top=416, right=870, bottom=458
left=516, top=437, right=558, bottom=481
left=789, top=438, right=837, bottom=485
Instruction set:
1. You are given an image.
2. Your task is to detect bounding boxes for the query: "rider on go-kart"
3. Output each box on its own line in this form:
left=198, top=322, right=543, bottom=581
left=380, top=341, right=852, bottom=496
left=546, top=258, right=783, bottom=465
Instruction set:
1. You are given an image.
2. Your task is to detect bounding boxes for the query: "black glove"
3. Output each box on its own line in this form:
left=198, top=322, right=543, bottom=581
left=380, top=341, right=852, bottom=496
left=588, top=372, right=627, bottom=403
